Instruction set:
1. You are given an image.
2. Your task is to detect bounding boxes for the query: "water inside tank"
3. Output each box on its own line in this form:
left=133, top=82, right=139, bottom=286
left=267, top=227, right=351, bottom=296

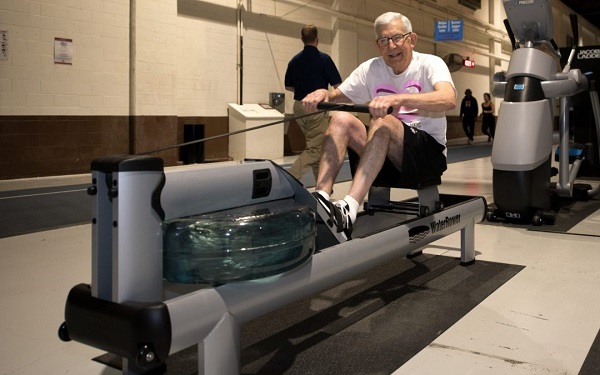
left=162, top=199, right=316, bottom=285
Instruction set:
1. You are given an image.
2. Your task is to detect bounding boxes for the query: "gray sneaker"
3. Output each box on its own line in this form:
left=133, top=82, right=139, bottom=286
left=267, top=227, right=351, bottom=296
left=333, top=200, right=353, bottom=238
left=312, top=192, right=352, bottom=237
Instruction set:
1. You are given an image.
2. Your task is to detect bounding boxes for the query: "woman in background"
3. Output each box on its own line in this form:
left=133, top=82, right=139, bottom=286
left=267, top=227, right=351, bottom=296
left=481, top=92, right=495, bottom=142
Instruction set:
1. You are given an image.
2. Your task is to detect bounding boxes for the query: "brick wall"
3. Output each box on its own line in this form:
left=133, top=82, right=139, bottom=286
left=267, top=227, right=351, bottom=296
left=0, top=115, right=230, bottom=179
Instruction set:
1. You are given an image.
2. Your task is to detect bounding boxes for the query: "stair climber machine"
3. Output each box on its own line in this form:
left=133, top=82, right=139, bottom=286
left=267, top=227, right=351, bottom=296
left=57, top=104, right=488, bottom=375
left=487, top=0, right=600, bottom=226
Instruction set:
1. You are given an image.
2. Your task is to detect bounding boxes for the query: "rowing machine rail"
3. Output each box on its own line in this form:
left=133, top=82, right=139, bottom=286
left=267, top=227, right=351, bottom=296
left=59, top=155, right=486, bottom=375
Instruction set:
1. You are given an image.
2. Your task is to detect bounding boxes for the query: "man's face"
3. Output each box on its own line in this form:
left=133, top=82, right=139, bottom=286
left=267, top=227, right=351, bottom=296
left=375, top=19, right=415, bottom=75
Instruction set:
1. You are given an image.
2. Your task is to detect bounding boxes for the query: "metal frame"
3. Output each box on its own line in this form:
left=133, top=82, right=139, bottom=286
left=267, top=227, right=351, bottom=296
left=60, top=156, right=487, bottom=375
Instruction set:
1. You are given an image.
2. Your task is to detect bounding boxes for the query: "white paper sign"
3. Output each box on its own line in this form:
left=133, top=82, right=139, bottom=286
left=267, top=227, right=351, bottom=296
left=0, top=30, right=8, bottom=60
left=54, top=37, right=73, bottom=64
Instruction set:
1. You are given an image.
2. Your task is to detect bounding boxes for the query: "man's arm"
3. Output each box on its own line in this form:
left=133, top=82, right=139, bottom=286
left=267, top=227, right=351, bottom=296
left=285, top=86, right=295, bottom=93
left=301, top=87, right=351, bottom=111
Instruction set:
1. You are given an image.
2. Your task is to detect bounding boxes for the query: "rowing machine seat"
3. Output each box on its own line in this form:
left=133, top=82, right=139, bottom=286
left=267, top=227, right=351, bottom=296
left=347, top=149, right=442, bottom=216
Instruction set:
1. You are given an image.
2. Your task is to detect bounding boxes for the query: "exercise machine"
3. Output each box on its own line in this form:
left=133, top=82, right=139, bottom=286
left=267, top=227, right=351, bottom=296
left=58, top=105, right=487, bottom=374
left=488, top=0, right=600, bottom=225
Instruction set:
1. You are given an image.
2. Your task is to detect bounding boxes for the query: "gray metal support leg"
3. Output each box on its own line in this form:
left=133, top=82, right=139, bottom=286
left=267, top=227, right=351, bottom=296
left=417, top=185, right=440, bottom=213
left=123, top=359, right=138, bottom=375
left=411, top=186, right=439, bottom=257
left=198, top=313, right=240, bottom=375
left=460, top=217, right=476, bottom=265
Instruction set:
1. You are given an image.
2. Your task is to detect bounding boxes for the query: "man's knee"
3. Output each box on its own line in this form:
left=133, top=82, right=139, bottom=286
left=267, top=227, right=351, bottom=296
left=330, top=111, right=356, bottom=127
left=328, top=111, right=363, bottom=136
left=369, top=117, right=404, bottom=139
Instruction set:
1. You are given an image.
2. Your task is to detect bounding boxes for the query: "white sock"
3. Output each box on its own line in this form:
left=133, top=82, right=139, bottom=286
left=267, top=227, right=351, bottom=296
left=315, top=190, right=330, bottom=201
left=343, top=195, right=359, bottom=223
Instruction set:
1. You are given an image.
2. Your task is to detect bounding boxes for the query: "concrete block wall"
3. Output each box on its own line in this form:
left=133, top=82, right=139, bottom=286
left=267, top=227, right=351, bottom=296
left=0, top=0, right=130, bottom=116
left=175, top=0, right=238, bottom=117
left=1, top=0, right=599, bottom=178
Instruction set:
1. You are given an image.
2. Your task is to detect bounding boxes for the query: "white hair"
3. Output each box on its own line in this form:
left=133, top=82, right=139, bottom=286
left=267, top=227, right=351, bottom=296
left=374, top=12, right=412, bottom=37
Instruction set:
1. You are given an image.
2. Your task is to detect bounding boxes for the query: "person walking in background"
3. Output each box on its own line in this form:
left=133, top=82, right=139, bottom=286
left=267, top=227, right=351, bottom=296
left=285, top=25, right=343, bottom=181
left=481, top=92, right=496, bottom=142
left=460, top=89, right=478, bottom=145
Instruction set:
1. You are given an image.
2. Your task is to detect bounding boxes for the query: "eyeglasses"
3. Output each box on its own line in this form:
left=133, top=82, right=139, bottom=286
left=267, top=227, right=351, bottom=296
left=376, top=32, right=412, bottom=47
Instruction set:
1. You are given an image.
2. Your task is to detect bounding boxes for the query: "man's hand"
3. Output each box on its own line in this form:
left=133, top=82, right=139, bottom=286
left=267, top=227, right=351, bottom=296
left=369, top=95, right=396, bottom=118
left=302, top=89, right=329, bottom=112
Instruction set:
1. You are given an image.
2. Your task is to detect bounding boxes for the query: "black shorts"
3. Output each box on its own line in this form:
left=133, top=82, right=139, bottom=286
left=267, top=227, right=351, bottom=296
left=348, top=123, right=447, bottom=188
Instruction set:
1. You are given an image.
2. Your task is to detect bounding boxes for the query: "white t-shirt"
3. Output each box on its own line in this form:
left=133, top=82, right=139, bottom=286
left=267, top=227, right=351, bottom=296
left=338, top=51, right=455, bottom=146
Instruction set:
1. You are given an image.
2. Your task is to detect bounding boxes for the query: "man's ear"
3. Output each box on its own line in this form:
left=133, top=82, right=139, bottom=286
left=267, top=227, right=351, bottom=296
left=409, top=32, right=417, bottom=47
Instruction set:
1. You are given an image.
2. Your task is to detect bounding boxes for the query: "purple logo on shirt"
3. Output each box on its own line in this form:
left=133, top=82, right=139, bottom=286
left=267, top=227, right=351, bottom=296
left=374, top=80, right=422, bottom=122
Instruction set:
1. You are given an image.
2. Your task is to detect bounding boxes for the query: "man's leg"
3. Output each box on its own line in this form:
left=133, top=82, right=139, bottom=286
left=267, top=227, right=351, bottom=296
left=327, top=116, right=405, bottom=236
left=304, top=114, right=328, bottom=181
left=288, top=101, right=328, bottom=180
left=464, top=117, right=474, bottom=143
left=462, top=118, right=470, bottom=138
left=470, top=117, right=476, bottom=139
left=347, top=116, right=405, bottom=206
left=311, top=112, right=367, bottom=236
left=314, top=112, right=367, bottom=195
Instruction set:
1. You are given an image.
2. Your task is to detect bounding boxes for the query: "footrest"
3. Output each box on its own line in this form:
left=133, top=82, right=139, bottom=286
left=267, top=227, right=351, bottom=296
left=312, top=192, right=350, bottom=242
left=555, top=143, right=584, bottom=163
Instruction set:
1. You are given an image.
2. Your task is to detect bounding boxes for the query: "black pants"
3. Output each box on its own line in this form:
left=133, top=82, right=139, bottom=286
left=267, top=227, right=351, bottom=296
left=348, top=123, right=446, bottom=188
left=462, top=116, right=475, bottom=140
left=482, top=114, right=495, bottom=139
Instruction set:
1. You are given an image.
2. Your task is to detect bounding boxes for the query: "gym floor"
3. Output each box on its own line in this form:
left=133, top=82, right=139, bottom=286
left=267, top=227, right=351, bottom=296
left=1, top=140, right=599, bottom=375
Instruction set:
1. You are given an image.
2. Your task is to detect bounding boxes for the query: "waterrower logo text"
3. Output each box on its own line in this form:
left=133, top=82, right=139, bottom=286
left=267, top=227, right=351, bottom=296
left=430, top=214, right=461, bottom=233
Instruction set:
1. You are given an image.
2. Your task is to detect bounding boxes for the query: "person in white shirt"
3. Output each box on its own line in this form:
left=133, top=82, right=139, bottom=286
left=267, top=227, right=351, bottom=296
left=302, top=11, right=456, bottom=237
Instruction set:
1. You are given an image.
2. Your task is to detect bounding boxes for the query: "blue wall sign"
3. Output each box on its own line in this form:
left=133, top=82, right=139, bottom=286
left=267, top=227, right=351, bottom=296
left=434, top=20, right=464, bottom=41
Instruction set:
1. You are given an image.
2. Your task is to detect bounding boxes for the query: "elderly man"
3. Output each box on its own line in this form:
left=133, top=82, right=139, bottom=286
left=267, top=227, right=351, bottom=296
left=302, top=12, right=456, bottom=237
